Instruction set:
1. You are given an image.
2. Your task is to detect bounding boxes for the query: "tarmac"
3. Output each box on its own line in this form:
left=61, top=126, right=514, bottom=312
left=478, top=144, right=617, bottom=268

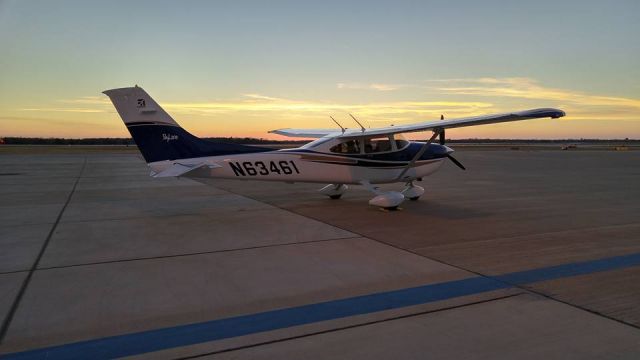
left=0, top=148, right=639, bottom=359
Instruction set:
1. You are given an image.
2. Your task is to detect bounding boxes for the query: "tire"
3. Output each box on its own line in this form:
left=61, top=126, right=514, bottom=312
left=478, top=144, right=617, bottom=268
left=409, top=196, right=420, bottom=201
left=329, top=194, right=342, bottom=199
left=384, top=206, right=399, bottom=211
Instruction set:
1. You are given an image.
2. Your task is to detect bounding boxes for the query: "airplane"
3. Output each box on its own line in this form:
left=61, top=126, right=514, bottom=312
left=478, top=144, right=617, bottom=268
left=103, top=86, right=565, bottom=210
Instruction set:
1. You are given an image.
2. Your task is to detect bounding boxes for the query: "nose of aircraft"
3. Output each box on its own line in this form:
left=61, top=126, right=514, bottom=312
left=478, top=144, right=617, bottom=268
left=429, top=144, right=454, bottom=155
left=443, top=145, right=455, bottom=154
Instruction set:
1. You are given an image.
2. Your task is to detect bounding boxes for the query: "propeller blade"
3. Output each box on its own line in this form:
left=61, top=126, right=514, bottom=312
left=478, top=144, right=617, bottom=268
left=446, top=154, right=466, bottom=170
left=439, top=129, right=445, bottom=145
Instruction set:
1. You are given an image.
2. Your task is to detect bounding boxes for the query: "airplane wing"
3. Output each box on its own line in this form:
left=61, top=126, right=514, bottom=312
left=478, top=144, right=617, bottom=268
left=339, top=108, right=565, bottom=138
left=152, top=162, right=222, bottom=178
left=268, top=108, right=565, bottom=139
left=268, top=128, right=340, bottom=138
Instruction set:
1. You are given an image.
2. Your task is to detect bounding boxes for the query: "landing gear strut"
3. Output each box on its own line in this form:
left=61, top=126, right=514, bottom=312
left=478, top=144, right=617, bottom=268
left=402, top=182, right=425, bottom=201
left=319, top=184, right=348, bottom=199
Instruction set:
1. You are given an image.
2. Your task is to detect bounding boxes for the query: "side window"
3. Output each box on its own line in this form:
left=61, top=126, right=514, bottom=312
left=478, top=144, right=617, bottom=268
left=330, top=140, right=361, bottom=154
left=363, top=137, right=393, bottom=153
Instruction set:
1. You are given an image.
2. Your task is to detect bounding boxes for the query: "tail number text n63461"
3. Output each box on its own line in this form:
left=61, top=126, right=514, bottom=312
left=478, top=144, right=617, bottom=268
left=229, top=160, right=300, bottom=177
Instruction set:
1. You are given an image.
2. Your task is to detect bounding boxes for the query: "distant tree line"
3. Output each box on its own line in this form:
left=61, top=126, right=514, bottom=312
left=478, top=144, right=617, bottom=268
left=0, top=137, right=308, bottom=145
left=1, top=137, right=637, bottom=145
left=2, top=137, right=136, bottom=145
left=430, top=138, right=637, bottom=144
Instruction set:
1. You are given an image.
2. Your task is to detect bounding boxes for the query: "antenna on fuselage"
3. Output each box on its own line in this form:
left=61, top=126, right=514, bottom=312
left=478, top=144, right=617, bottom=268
left=330, top=116, right=346, bottom=133
left=349, top=113, right=366, bottom=132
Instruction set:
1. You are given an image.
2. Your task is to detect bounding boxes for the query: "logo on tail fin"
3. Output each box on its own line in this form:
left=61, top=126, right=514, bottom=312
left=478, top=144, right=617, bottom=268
left=162, top=133, right=178, bottom=142
left=137, top=99, right=146, bottom=108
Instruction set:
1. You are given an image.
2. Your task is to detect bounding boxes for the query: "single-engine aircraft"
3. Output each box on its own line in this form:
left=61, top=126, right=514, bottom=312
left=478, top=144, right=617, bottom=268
left=104, top=86, right=565, bottom=209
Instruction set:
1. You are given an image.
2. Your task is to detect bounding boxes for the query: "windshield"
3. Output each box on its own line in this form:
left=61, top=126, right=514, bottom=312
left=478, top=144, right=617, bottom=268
left=394, top=134, right=409, bottom=150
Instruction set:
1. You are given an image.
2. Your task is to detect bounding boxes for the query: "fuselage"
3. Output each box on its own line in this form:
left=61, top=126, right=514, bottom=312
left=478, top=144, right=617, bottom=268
left=149, top=141, right=452, bottom=185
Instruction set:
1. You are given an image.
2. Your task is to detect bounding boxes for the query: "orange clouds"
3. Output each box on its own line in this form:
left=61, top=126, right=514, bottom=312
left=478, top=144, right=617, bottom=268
left=2, top=77, right=639, bottom=139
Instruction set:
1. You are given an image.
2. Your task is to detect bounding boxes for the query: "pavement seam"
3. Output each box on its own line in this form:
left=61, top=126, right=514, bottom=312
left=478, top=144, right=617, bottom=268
left=218, top=186, right=640, bottom=331
left=52, top=205, right=310, bottom=225
left=414, top=221, right=640, bottom=252
left=342, top=224, right=640, bottom=331
left=176, top=292, right=526, bottom=359
left=0, top=222, right=57, bottom=229
left=385, top=246, right=640, bottom=331
left=0, top=157, right=87, bottom=344
left=33, top=235, right=363, bottom=271
left=0, top=270, right=29, bottom=276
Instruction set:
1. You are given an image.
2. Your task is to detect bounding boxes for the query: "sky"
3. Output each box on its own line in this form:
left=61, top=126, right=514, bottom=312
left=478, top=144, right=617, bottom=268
left=0, top=0, right=639, bottom=139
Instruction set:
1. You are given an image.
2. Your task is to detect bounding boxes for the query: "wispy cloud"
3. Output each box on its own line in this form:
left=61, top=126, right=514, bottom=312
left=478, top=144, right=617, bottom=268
left=337, top=82, right=407, bottom=91
left=16, top=92, right=490, bottom=123
left=336, top=77, right=640, bottom=121
left=431, top=77, right=640, bottom=108
left=20, top=96, right=112, bottom=113
left=15, top=78, right=640, bottom=129
left=21, top=107, right=106, bottom=113
left=241, top=93, right=286, bottom=102
left=429, top=77, right=640, bottom=121
left=58, top=96, right=111, bottom=105
left=162, top=95, right=492, bottom=122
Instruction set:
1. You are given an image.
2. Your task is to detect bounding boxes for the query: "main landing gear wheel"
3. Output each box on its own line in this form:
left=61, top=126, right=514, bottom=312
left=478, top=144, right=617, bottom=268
left=319, top=184, right=348, bottom=199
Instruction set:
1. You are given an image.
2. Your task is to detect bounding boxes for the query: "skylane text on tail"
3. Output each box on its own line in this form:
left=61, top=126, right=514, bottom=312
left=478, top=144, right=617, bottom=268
left=103, top=86, right=565, bottom=210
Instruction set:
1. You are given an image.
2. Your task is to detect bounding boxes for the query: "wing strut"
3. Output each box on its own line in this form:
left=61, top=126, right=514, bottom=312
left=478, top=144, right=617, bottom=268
left=396, top=129, right=441, bottom=181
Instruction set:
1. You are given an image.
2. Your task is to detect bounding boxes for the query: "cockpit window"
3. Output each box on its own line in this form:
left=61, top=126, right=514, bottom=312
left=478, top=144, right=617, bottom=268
left=330, top=140, right=361, bottom=154
left=363, top=137, right=393, bottom=153
left=329, top=135, right=407, bottom=154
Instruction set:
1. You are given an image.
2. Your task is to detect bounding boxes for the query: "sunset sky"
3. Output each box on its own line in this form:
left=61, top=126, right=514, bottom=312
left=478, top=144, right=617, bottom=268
left=1, top=0, right=639, bottom=139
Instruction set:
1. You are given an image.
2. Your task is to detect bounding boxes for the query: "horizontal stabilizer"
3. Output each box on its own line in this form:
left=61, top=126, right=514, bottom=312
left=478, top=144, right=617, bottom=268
left=152, top=162, right=221, bottom=178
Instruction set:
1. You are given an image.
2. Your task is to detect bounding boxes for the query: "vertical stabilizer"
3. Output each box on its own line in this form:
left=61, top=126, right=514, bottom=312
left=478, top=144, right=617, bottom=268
left=103, top=86, right=271, bottom=163
left=103, top=86, right=178, bottom=126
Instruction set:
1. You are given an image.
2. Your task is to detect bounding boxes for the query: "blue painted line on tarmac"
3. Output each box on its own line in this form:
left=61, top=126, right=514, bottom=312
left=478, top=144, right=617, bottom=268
left=495, top=253, right=640, bottom=284
left=3, top=252, right=640, bottom=360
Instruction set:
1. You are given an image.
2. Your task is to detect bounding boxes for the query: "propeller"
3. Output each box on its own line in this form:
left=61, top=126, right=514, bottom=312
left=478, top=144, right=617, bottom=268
left=446, top=154, right=466, bottom=170
left=439, top=115, right=446, bottom=144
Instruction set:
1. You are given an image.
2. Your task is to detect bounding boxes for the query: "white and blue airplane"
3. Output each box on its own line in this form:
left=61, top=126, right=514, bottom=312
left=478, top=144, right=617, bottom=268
left=104, top=86, right=565, bottom=209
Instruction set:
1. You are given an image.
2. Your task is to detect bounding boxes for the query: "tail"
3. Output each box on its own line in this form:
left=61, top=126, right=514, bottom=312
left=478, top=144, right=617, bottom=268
left=103, top=86, right=271, bottom=163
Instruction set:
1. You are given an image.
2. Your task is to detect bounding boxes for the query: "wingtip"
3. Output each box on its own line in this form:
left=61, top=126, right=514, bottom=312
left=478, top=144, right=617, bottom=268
left=551, top=109, right=566, bottom=119
left=269, top=129, right=288, bottom=134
